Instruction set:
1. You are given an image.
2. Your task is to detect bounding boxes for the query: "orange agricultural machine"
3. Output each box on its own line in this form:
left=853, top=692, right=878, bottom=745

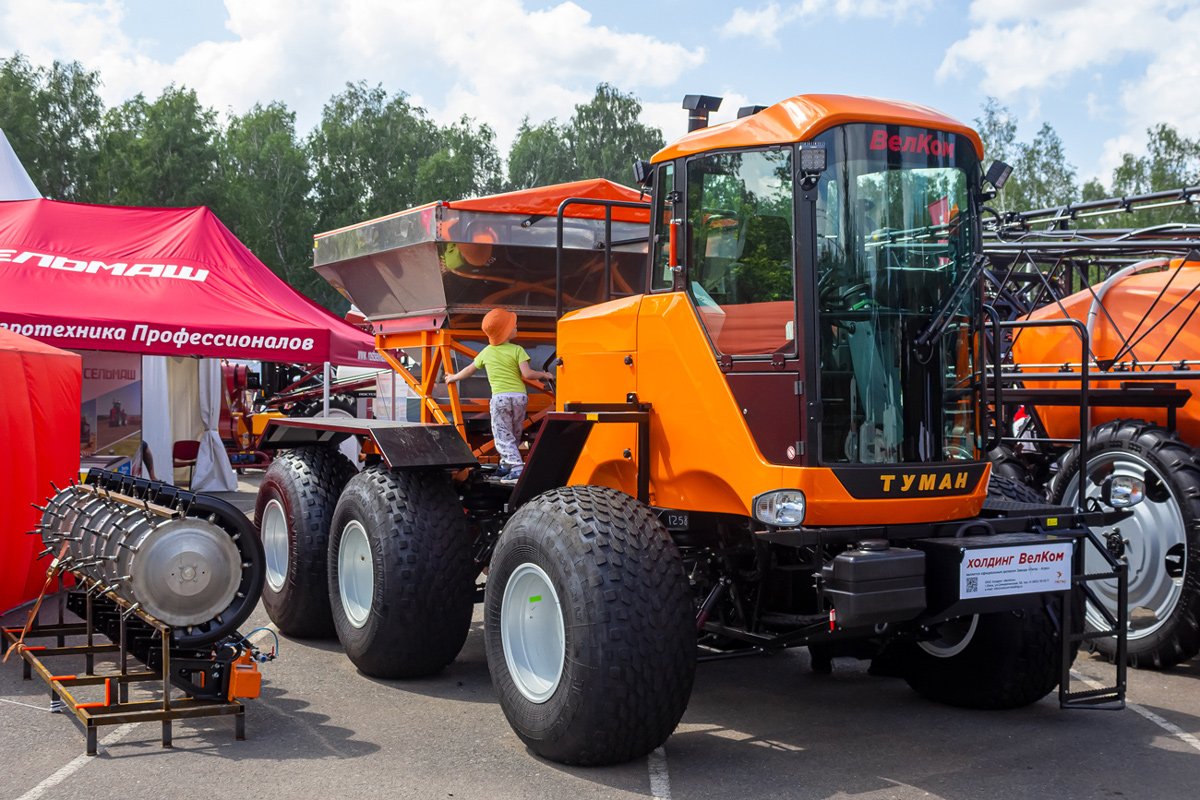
left=253, top=94, right=1132, bottom=766
left=983, top=197, right=1200, bottom=669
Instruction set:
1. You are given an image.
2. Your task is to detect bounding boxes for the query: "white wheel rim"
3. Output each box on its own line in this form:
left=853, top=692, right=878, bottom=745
left=1062, top=451, right=1187, bottom=641
left=338, top=520, right=374, bottom=629
left=501, top=563, right=566, bottom=704
left=919, top=615, right=979, bottom=658
left=261, top=499, right=288, bottom=593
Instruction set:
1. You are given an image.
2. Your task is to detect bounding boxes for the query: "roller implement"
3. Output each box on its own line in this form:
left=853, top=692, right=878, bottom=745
left=256, top=94, right=1130, bottom=766
left=4, top=471, right=269, bottom=754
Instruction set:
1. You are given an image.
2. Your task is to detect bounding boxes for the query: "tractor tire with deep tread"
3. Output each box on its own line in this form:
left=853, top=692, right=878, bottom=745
left=899, top=607, right=1068, bottom=709
left=988, top=444, right=1033, bottom=486
left=1051, top=419, right=1200, bottom=669
left=327, top=466, right=474, bottom=678
left=255, top=446, right=358, bottom=638
left=988, top=474, right=1047, bottom=505
left=484, top=485, right=696, bottom=766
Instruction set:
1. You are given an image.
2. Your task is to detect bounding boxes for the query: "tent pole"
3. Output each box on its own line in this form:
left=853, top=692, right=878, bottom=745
left=322, top=362, right=330, bottom=416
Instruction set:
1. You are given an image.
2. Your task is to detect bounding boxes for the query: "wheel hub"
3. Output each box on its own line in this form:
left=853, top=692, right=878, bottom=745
left=1066, top=451, right=1187, bottom=640
left=500, top=563, right=565, bottom=704
left=261, top=499, right=289, bottom=593
left=338, top=520, right=374, bottom=629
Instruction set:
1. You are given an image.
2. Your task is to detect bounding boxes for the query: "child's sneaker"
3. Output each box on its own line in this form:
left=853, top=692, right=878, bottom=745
left=499, top=470, right=522, bottom=485
left=492, top=465, right=511, bottom=479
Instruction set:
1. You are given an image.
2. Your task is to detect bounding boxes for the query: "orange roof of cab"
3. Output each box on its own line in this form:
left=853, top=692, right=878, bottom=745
left=653, top=94, right=984, bottom=162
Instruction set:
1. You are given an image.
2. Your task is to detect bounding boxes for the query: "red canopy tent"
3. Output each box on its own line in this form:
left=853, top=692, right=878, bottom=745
left=0, top=199, right=377, bottom=367
left=0, top=329, right=80, bottom=613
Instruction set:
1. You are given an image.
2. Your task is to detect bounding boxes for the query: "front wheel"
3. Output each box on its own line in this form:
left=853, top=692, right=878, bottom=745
left=898, top=606, right=1068, bottom=709
left=484, top=486, right=695, bottom=766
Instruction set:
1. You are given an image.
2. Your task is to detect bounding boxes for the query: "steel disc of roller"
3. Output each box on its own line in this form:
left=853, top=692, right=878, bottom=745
left=128, top=518, right=242, bottom=626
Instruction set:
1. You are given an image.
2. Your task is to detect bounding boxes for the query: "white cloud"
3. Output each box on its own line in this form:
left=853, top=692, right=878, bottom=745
left=0, top=0, right=706, bottom=152
left=721, top=0, right=932, bottom=47
left=938, top=1, right=1200, bottom=181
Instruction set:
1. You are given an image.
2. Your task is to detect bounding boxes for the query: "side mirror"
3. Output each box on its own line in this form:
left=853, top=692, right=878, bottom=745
left=633, top=159, right=653, bottom=187
left=1101, top=474, right=1145, bottom=508
left=986, top=160, right=1013, bottom=190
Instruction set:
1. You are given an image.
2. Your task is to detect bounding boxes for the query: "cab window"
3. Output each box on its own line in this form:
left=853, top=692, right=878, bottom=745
left=651, top=162, right=676, bottom=291
left=686, top=148, right=795, bottom=356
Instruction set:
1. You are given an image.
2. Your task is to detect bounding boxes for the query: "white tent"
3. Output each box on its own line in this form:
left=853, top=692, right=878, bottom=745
left=0, top=129, right=40, bottom=201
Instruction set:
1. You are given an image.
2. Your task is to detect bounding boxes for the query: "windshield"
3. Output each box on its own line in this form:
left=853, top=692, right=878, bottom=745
left=814, top=123, right=982, bottom=464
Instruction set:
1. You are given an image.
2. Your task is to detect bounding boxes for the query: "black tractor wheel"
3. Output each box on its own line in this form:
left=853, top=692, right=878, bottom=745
left=327, top=466, right=474, bottom=678
left=899, top=607, right=1068, bottom=709
left=484, top=485, right=695, bottom=766
left=988, top=443, right=1033, bottom=485
left=255, top=446, right=357, bottom=638
left=988, top=474, right=1046, bottom=505
left=1051, top=419, right=1200, bottom=669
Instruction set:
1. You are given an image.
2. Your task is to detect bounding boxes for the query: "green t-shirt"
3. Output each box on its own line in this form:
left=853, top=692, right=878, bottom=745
left=473, top=342, right=530, bottom=394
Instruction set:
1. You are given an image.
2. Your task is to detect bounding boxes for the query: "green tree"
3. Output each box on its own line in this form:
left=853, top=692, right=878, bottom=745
left=1102, top=124, right=1200, bottom=227
left=308, top=81, right=441, bottom=232
left=506, top=117, right=576, bottom=190
left=0, top=53, right=103, bottom=200
left=219, top=101, right=330, bottom=304
left=95, top=85, right=222, bottom=208
left=975, top=98, right=1076, bottom=214
left=1013, top=123, right=1078, bottom=211
left=568, top=83, right=664, bottom=186
left=415, top=115, right=503, bottom=202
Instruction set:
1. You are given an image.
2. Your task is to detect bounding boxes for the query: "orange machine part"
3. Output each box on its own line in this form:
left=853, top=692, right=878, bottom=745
left=228, top=650, right=262, bottom=700
left=558, top=292, right=988, bottom=526
left=1011, top=258, right=1200, bottom=442
left=653, top=94, right=985, bottom=163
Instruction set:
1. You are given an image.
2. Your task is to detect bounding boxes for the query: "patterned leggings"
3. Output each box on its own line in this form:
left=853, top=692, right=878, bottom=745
left=490, top=392, right=528, bottom=471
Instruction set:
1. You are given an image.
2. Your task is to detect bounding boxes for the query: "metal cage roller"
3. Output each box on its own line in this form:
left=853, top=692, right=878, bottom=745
left=35, top=470, right=264, bottom=648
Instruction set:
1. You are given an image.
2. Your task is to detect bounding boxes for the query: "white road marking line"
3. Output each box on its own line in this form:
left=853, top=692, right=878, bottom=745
left=648, top=745, right=671, bottom=798
left=1071, top=671, right=1200, bottom=754
left=15, top=722, right=139, bottom=800
left=0, top=698, right=49, bottom=711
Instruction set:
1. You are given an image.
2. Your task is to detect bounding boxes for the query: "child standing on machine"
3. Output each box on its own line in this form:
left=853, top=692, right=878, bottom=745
left=444, top=308, right=553, bottom=483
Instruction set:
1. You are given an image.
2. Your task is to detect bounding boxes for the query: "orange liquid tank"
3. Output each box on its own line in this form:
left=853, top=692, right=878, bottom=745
left=1010, top=258, right=1200, bottom=441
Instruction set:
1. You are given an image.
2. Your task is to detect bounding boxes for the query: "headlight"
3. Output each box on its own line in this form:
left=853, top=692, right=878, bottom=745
left=753, top=490, right=806, bottom=527
left=1102, top=475, right=1145, bottom=508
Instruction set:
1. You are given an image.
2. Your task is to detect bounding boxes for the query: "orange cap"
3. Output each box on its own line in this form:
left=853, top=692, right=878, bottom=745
left=481, top=308, right=517, bottom=346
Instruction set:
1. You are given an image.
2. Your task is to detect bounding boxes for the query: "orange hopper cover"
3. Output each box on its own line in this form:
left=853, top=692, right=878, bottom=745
left=0, top=328, right=80, bottom=613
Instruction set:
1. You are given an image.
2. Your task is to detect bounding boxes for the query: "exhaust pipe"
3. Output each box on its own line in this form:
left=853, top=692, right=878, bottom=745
left=683, top=94, right=723, bottom=132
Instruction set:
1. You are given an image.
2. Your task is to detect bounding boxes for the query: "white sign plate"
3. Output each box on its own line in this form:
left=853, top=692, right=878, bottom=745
left=960, top=542, right=1073, bottom=599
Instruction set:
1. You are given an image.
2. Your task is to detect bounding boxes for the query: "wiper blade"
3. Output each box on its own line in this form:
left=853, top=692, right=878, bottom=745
left=913, top=252, right=988, bottom=360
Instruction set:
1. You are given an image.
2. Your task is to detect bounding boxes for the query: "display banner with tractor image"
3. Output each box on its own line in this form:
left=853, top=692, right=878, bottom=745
left=78, top=350, right=141, bottom=474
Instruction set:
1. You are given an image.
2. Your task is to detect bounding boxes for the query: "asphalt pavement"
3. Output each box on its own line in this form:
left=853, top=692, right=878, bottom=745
left=2, top=476, right=1198, bottom=799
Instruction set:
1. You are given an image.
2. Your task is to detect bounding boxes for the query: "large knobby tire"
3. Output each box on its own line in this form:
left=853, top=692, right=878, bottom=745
left=484, top=485, right=696, bottom=766
left=989, top=444, right=1034, bottom=486
left=988, top=474, right=1047, bottom=505
left=1051, top=419, right=1200, bottom=669
left=900, top=606, right=1068, bottom=709
left=255, top=446, right=357, bottom=638
left=327, top=466, right=474, bottom=678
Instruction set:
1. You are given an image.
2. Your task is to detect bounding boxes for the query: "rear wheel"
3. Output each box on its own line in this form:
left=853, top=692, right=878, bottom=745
left=988, top=474, right=1047, bottom=505
left=1052, top=419, right=1200, bottom=668
left=328, top=466, right=474, bottom=678
left=900, top=606, right=1066, bottom=709
left=254, top=446, right=357, bottom=638
left=484, top=486, right=695, bottom=766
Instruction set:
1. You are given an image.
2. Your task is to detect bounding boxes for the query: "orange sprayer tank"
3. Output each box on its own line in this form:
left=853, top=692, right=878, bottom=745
left=1010, top=257, right=1200, bottom=441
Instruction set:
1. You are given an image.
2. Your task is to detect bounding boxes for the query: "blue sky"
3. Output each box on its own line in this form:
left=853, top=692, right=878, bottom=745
left=3, top=1, right=1196, bottom=186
